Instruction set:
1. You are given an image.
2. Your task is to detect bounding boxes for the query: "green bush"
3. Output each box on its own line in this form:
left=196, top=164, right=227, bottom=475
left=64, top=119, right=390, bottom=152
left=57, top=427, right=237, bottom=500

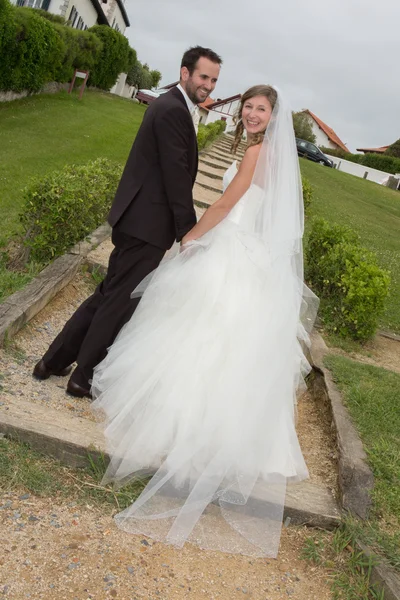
left=319, top=146, right=347, bottom=159
left=302, top=177, right=313, bottom=215
left=54, top=25, right=102, bottom=83
left=0, top=5, right=64, bottom=92
left=319, top=146, right=400, bottom=175
left=0, top=0, right=16, bottom=85
left=305, top=219, right=390, bottom=341
left=20, top=158, right=121, bottom=263
left=361, top=152, right=400, bottom=174
left=197, top=120, right=226, bottom=150
left=0, top=1, right=138, bottom=93
left=33, top=8, right=66, bottom=24
left=88, top=25, right=132, bottom=90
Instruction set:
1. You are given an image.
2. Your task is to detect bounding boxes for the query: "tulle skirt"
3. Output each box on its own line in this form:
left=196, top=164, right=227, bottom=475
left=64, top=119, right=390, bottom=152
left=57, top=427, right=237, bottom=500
left=92, top=218, right=316, bottom=557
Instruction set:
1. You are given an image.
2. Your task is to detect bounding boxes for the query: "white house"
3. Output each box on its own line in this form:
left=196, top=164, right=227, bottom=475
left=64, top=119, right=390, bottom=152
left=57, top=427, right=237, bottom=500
left=199, top=94, right=241, bottom=132
left=301, top=109, right=349, bottom=153
left=12, top=0, right=129, bottom=33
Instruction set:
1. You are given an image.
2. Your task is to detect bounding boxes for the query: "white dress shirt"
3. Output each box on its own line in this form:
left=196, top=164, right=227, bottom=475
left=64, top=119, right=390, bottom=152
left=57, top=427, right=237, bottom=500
left=176, top=83, right=200, bottom=133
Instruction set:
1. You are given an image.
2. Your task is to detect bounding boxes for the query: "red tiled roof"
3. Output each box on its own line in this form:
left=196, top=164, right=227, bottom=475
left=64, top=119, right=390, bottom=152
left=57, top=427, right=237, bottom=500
left=198, top=97, right=216, bottom=111
left=207, top=94, right=241, bottom=109
left=356, top=145, right=389, bottom=154
left=305, top=110, right=349, bottom=153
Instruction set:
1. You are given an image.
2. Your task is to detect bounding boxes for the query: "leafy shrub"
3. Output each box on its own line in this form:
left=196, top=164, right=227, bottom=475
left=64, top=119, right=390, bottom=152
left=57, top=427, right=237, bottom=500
left=197, top=120, right=226, bottom=150
left=0, top=1, right=139, bottom=93
left=88, top=25, right=132, bottom=90
left=20, top=159, right=121, bottom=263
left=319, top=146, right=347, bottom=159
left=319, top=146, right=400, bottom=175
left=33, top=8, right=66, bottom=24
left=0, top=5, right=64, bottom=92
left=54, top=25, right=102, bottom=83
left=302, top=177, right=313, bottom=215
left=0, top=0, right=16, bottom=85
left=385, top=138, right=400, bottom=159
left=305, top=219, right=390, bottom=341
left=361, top=153, right=400, bottom=174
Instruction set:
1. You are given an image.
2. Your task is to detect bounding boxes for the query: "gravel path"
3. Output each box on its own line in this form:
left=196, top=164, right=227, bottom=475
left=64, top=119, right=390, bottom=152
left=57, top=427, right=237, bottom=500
left=0, top=490, right=333, bottom=600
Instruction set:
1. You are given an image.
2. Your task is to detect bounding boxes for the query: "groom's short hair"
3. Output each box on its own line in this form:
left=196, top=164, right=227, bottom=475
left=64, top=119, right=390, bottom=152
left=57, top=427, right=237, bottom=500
left=181, top=46, right=222, bottom=75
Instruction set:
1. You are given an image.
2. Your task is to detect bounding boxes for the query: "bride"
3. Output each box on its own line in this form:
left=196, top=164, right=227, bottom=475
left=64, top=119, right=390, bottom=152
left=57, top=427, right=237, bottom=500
left=92, top=85, right=318, bottom=558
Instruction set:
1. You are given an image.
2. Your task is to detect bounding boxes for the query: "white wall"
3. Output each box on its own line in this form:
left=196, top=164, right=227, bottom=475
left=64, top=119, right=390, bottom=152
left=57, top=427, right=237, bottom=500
left=65, top=0, right=98, bottom=28
left=101, top=0, right=127, bottom=33
left=110, top=73, right=135, bottom=98
left=326, top=154, right=396, bottom=185
left=205, top=99, right=239, bottom=130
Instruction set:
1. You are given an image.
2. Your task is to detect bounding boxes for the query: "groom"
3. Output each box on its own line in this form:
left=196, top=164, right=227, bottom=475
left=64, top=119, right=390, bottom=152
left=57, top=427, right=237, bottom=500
left=33, top=46, right=222, bottom=398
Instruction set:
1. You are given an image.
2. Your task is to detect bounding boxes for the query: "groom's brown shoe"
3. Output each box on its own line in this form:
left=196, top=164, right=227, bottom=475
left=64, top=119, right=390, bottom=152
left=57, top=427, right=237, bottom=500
left=66, top=379, right=91, bottom=399
left=33, top=359, right=72, bottom=380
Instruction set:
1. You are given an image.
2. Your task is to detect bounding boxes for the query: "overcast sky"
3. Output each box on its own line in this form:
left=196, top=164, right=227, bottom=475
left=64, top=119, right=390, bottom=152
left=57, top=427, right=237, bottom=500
left=124, top=0, right=399, bottom=152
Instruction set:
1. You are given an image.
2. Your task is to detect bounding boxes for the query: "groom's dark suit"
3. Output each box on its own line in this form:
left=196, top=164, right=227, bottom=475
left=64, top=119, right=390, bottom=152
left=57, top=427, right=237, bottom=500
left=42, top=87, right=198, bottom=389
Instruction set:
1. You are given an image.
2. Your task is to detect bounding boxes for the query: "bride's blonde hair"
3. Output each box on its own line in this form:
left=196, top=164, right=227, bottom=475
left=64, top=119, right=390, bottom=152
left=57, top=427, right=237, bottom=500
left=231, top=85, right=277, bottom=154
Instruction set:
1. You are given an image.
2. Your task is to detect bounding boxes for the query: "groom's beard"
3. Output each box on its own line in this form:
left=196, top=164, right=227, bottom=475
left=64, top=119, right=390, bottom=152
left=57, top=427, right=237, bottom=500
left=185, top=83, right=210, bottom=106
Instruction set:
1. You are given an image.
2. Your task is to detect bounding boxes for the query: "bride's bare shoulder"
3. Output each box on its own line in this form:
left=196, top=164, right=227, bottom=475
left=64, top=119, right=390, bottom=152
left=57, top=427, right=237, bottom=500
left=237, top=143, right=262, bottom=172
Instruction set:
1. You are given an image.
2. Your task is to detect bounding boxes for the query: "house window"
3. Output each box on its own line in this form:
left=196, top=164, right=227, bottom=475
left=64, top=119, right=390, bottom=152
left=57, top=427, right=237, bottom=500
left=69, top=5, right=77, bottom=24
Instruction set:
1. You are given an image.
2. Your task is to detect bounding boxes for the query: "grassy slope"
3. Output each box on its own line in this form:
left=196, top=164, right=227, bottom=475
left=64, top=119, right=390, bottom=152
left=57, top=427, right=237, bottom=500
left=324, top=354, right=400, bottom=570
left=300, top=158, right=400, bottom=332
left=0, top=89, right=146, bottom=244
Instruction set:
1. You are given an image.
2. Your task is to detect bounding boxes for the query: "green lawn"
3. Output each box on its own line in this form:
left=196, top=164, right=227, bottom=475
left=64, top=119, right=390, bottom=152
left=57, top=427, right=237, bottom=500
left=300, top=159, right=400, bottom=333
left=324, top=354, right=400, bottom=571
left=0, top=89, right=146, bottom=245
left=0, top=90, right=145, bottom=300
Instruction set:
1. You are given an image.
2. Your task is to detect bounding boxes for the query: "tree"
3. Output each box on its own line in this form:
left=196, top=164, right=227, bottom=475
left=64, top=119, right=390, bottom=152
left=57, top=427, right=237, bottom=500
left=150, top=69, right=162, bottom=89
left=292, top=111, right=316, bottom=143
left=126, top=60, right=153, bottom=89
left=385, top=138, right=400, bottom=158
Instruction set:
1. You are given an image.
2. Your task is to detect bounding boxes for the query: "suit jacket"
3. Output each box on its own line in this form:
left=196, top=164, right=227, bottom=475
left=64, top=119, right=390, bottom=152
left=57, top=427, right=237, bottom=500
left=108, top=87, right=198, bottom=249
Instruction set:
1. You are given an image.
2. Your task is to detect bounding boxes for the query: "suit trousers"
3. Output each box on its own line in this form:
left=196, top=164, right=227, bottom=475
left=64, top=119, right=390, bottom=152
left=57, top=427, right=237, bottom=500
left=43, top=230, right=165, bottom=388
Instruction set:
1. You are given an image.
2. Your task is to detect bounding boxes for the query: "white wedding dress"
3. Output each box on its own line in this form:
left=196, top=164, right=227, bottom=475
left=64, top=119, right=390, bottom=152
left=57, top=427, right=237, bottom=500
left=92, top=160, right=314, bottom=558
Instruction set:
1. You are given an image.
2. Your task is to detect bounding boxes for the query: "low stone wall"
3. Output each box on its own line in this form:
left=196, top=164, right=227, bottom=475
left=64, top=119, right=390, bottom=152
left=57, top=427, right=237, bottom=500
left=0, top=82, right=70, bottom=103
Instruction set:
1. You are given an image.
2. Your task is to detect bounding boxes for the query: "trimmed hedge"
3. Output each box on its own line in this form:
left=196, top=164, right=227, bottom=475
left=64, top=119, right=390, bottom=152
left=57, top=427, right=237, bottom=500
left=20, top=159, right=121, bottom=263
left=0, top=6, right=64, bottom=93
left=54, top=25, right=102, bottom=83
left=305, top=218, right=390, bottom=341
left=0, top=1, right=136, bottom=93
left=88, top=25, right=132, bottom=90
left=197, top=120, right=227, bottom=150
left=320, top=146, right=400, bottom=175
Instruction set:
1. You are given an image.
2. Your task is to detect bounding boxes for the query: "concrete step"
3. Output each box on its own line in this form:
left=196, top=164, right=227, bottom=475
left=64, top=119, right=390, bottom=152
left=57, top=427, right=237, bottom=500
left=195, top=172, right=223, bottom=194
left=198, top=164, right=223, bottom=181
left=202, top=152, right=233, bottom=168
left=199, top=157, right=230, bottom=171
left=214, top=140, right=245, bottom=155
left=218, top=136, right=246, bottom=150
left=208, top=149, right=241, bottom=163
left=193, top=182, right=220, bottom=208
left=0, top=394, right=340, bottom=529
left=213, top=146, right=244, bottom=160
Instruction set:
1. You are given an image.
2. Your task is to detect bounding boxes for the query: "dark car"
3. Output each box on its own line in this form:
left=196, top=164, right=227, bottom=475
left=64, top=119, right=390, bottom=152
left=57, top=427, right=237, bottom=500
left=296, top=138, right=333, bottom=167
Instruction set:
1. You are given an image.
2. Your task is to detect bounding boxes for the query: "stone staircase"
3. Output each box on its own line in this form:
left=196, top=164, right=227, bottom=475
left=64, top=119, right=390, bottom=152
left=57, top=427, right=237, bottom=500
left=194, top=134, right=247, bottom=210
